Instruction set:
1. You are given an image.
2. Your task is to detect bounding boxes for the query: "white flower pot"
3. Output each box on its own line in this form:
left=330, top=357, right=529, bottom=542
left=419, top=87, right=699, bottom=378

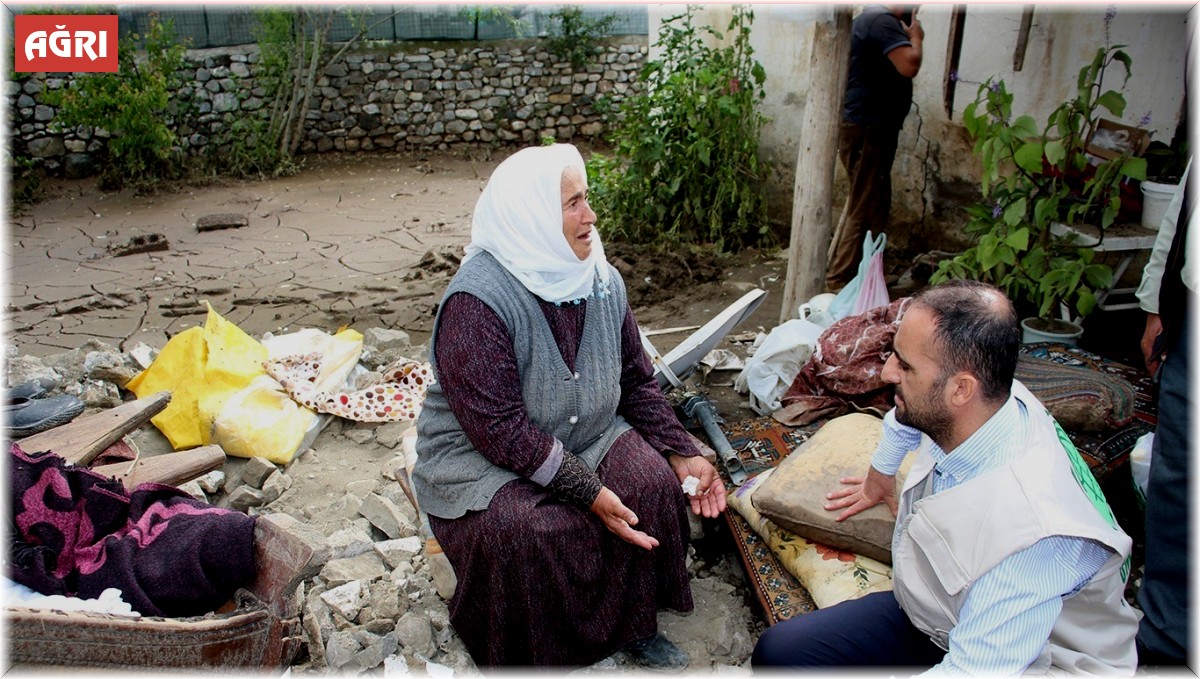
left=1021, top=317, right=1084, bottom=346
left=1141, top=180, right=1180, bottom=230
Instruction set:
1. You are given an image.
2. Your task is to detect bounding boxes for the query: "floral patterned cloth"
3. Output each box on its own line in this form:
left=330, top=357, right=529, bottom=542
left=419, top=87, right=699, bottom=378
left=264, top=354, right=434, bottom=422
left=773, top=297, right=912, bottom=426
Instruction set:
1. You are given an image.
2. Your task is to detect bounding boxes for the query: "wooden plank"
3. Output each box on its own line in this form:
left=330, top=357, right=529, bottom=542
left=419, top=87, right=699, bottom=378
left=91, top=445, right=225, bottom=488
left=1013, top=6, right=1034, bottom=72
left=943, top=5, right=968, bottom=118
left=779, top=7, right=853, bottom=324
left=249, top=516, right=320, bottom=619
left=16, top=391, right=172, bottom=466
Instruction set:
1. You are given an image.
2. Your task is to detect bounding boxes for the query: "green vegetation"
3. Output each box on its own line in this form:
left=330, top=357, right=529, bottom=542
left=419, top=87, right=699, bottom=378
left=932, top=36, right=1145, bottom=320
left=587, top=7, right=771, bottom=252
left=47, top=13, right=188, bottom=190
left=542, top=6, right=618, bottom=70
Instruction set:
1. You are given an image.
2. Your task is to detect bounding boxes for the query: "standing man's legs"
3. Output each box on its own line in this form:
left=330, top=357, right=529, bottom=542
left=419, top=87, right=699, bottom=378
left=1136, top=297, right=1193, bottom=666
left=825, top=122, right=899, bottom=292
left=751, top=590, right=944, bottom=668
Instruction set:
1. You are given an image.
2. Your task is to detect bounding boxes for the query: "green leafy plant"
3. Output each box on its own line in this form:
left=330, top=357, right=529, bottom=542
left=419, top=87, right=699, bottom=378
left=587, top=6, right=770, bottom=252
left=47, top=13, right=188, bottom=190
left=542, top=6, right=618, bottom=70
left=932, top=33, right=1147, bottom=321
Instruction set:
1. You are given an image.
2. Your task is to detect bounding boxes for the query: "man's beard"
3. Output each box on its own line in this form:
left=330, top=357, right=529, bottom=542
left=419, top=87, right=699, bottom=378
left=894, top=383, right=954, bottom=447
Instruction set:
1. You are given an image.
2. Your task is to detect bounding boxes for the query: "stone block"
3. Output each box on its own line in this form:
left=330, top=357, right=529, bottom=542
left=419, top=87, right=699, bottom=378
left=324, top=630, right=363, bottom=670
left=359, top=492, right=415, bottom=539
left=241, top=456, right=278, bottom=488
left=374, top=536, right=422, bottom=569
left=228, top=485, right=265, bottom=512
left=322, top=553, right=387, bottom=590
left=393, top=611, right=436, bottom=659
left=320, top=579, right=364, bottom=621
left=326, top=525, right=376, bottom=560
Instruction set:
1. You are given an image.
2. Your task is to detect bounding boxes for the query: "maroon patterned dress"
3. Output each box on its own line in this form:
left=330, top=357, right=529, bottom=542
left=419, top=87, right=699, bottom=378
left=428, top=292, right=700, bottom=666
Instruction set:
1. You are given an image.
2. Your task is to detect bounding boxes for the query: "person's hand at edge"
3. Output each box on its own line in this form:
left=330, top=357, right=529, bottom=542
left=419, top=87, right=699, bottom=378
left=668, top=454, right=728, bottom=519
left=824, top=466, right=898, bottom=521
left=591, top=486, right=659, bottom=550
left=1141, top=312, right=1165, bottom=374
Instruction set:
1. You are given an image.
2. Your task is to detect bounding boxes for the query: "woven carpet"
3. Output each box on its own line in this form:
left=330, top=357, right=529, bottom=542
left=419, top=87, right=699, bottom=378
left=710, top=341, right=1157, bottom=627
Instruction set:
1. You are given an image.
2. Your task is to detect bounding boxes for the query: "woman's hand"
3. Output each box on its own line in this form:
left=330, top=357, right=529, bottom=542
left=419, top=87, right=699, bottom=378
left=668, top=454, right=727, bottom=519
left=591, top=486, right=659, bottom=550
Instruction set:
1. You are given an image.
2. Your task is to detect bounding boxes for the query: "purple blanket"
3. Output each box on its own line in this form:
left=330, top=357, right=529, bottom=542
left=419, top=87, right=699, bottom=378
left=8, top=443, right=256, bottom=617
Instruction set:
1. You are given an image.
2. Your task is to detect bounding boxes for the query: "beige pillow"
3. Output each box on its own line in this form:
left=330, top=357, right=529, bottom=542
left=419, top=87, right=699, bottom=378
left=730, top=468, right=893, bottom=609
left=752, top=412, right=913, bottom=564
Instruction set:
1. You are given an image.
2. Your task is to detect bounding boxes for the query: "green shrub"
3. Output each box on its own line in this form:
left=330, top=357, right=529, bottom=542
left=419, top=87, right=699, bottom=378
left=47, top=13, right=188, bottom=190
left=587, top=6, right=771, bottom=252
left=543, top=6, right=618, bottom=70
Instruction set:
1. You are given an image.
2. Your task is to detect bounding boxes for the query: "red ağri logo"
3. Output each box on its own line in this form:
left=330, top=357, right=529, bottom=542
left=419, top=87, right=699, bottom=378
left=14, top=14, right=118, bottom=73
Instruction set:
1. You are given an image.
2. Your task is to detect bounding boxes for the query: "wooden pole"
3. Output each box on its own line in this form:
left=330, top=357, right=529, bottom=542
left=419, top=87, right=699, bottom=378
left=779, top=7, right=852, bottom=325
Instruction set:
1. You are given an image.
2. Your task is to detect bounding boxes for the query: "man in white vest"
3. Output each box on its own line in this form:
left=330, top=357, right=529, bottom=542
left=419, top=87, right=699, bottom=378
left=752, top=279, right=1139, bottom=674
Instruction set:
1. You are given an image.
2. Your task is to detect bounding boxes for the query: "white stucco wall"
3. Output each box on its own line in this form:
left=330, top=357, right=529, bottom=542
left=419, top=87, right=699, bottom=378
left=646, top=3, right=1193, bottom=252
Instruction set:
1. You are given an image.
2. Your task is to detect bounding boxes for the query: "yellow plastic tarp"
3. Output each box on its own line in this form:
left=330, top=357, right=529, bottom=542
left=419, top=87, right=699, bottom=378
left=125, top=303, right=268, bottom=450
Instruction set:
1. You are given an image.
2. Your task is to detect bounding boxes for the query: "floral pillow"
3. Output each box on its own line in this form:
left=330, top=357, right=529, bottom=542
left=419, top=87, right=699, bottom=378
left=729, top=468, right=893, bottom=609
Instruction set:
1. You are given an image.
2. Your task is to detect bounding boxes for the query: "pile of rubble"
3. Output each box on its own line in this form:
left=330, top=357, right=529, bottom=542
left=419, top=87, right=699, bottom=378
left=5, top=331, right=760, bottom=674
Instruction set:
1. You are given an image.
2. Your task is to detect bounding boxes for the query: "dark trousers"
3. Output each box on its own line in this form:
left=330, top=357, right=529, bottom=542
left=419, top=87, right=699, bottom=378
left=1136, top=295, right=1193, bottom=665
left=751, top=590, right=945, bottom=669
left=825, top=121, right=900, bottom=291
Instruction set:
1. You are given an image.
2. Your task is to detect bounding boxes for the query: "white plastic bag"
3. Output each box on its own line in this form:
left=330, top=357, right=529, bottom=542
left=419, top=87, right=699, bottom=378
left=734, top=318, right=826, bottom=415
left=828, top=231, right=888, bottom=322
left=798, top=292, right=838, bottom=329
left=1130, top=431, right=1153, bottom=507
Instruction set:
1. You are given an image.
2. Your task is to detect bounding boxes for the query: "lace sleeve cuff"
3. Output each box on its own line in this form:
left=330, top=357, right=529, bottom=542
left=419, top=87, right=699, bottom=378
left=546, top=450, right=603, bottom=509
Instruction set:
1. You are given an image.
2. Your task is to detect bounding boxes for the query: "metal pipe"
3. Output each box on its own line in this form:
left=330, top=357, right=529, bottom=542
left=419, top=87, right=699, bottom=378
left=682, top=396, right=749, bottom=486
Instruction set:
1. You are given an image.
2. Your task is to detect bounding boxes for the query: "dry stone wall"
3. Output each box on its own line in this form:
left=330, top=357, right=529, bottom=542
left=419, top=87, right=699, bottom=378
left=7, top=37, right=647, bottom=178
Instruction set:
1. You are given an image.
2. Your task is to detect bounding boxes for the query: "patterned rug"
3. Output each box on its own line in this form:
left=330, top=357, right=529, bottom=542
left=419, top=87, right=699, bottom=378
left=709, top=341, right=1158, bottom=627
left=1021, top=342, right=1157, bottom=482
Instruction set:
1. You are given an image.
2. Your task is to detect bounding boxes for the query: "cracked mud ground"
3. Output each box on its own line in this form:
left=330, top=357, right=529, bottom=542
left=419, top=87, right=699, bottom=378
left=7, top=153, right=494, bottom=358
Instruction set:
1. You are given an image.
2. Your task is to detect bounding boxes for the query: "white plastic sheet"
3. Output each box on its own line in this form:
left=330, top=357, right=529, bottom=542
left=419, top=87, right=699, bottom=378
left=734, top=318, right=826, bottom=416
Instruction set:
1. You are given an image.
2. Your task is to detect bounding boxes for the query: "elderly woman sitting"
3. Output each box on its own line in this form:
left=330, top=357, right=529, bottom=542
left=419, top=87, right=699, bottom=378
left=413, top=143, right=726, bottom=669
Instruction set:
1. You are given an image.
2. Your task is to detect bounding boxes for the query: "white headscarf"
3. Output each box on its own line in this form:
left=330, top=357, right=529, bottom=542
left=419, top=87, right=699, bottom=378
left=464, top=144, right=610, bottom=304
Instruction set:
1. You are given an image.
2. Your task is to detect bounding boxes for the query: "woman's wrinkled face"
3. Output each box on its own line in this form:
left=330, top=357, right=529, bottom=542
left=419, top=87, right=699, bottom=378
left=560, top=166, right=596, bottom=261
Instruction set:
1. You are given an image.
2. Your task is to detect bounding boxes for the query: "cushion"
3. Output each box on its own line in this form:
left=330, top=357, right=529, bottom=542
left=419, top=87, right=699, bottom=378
left=729, top=468, right=893, bottom=609
left=752, top=412, right=913, bottom=565
left=1015, top=354, right=1136, bottom=432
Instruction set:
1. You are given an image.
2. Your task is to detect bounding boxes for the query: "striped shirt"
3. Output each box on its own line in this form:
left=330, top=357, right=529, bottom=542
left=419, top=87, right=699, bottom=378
left=871, top=393, right=1114, bottom=675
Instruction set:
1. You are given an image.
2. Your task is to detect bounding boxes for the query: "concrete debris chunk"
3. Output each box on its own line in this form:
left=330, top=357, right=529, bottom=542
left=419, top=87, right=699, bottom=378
left=108, top=232, right=169, bottom=257
left=393, top=610, right=437, bottom=659
left=355, top=631, right=400, bottom=669
left=195, top=213, right=248, bottom=232
left=196, top=470, right=225, bottom=494
left=374, top=421, right=413, bottom=449
left=241, top=456, right=278, bottom=488
left=369, top=579, right=405, bottom=620
left=359, top=492, right=415, bottom=539
left=320, top=580, right=364, bottom=621
left=322, top=551, right=387, bottom=587
left=324, top=630, right=364, bottom=671
left=261, top=469, right=293, bottom=503
left=374, top=537, right=422, bottom=569
left=326, top=526, right=376, bottom=560
left=178, top=480, right=207, bottom=502
left=228, top=485, right=265, bottom=512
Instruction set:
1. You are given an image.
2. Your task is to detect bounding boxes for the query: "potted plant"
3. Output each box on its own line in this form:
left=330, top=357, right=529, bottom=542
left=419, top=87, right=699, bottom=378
left=1140, top=138, right=1188, bottom=230
left=933, top=34, right=1148, bottom=343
